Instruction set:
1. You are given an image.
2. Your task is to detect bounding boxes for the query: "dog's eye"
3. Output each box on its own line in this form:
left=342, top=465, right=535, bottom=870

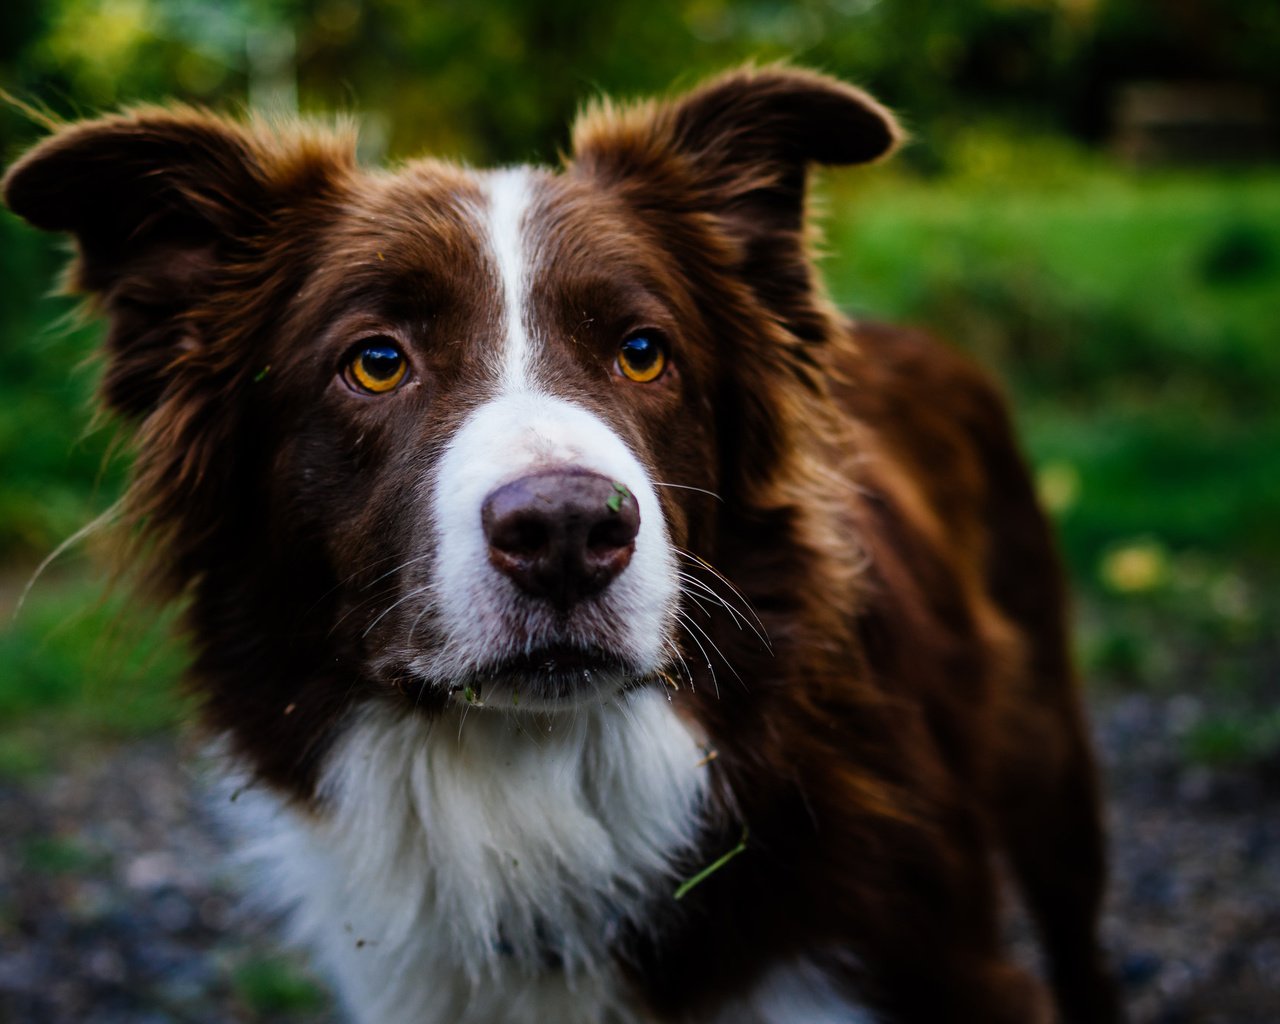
left=344, top=340, right=408, bottom=394
left=616, top=332, right=667, bottom=383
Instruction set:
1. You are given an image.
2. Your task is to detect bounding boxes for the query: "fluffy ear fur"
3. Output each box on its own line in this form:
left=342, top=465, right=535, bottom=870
left=569, top=66, right=901, bottom=336
left=570, top=67, right=900, bottom=497
left=571, top=64, right=901, bottom=221
left=2, top=108, right=352, bottom=417
left=4, top=109, right=354, bottom=596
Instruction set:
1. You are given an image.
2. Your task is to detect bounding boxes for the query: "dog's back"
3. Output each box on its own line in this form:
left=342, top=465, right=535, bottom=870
left=840, top=320, right=1113, bottom=1020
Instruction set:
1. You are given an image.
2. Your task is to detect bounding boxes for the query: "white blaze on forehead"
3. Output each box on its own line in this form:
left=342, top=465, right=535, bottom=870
left=421, top=166, right=680, bottom=699
left=479, top=168, right=537, bottom=390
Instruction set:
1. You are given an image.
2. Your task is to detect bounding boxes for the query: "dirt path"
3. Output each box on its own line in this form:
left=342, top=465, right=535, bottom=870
left=1, top=694, right=1277, bottom=1023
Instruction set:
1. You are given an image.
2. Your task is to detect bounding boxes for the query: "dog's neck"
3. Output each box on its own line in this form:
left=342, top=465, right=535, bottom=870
left=227, top=687, right=712, bottom=1020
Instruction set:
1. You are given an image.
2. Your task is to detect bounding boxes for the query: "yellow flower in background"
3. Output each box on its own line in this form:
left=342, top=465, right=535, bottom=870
left=1100, top=539, right=1169, bottom=594
left=1036, top=460, right=1081, bottom=515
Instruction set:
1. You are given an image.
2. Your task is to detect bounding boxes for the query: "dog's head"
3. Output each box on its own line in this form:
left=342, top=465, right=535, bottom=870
left=4, top=68, right=899, bottom=779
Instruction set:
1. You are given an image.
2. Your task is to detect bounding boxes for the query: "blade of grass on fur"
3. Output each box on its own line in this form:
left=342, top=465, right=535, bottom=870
left=673, top=826, right=748, bottom=900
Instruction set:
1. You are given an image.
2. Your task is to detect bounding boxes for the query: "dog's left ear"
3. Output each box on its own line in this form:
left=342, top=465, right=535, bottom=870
left=4, top=110, right=265, bottom=283
left=3, top=108, right=350, bottom=417
left=570, top=64, right=902, bottom=275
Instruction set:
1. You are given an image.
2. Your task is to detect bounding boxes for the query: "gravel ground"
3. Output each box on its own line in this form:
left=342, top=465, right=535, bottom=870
left=1, top=694, right=1277, bottom=1023
left=0, top=737, right=338, bottom=1024
left=1094, top=695, right=1280, bottom=1024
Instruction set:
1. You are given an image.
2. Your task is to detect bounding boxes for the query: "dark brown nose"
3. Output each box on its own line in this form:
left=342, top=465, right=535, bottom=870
left=481, top=470, right=640, bottom=610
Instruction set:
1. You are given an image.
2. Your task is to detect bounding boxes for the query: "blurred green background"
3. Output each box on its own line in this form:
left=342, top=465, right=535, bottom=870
left=1, top=0, right=1278, bottom=772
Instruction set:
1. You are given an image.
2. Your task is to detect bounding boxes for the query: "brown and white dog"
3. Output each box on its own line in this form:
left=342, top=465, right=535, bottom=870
left=4, top=67, right=1119, bottom=1024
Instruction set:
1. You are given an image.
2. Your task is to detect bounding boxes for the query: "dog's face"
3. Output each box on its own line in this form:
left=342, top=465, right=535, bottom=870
left=4, top=69, right=899, bottom=729
left=259, top=164, right=722, bottom=708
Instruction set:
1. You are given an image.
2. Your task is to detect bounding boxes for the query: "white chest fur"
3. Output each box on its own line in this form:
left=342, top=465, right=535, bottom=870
left=223, top=688, right=711, bottom=1024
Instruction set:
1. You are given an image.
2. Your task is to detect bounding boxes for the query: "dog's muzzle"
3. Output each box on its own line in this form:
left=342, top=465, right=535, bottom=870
left=481, top=469, right=639, bottom=611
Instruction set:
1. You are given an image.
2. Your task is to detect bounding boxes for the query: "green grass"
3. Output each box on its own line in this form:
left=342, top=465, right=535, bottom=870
left=20, top=835, right=106, bottom=875
left=230, top=956, right=329, bottom=1017
left=0, top=569, right=189, bottom=773
left=1183, top=709, right=1280, bottom=769
left=0, top=214, right=183, bottom=768
left=0, top=215, right=129, bottom=560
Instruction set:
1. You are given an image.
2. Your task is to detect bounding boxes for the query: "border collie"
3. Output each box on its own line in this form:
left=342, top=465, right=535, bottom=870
left=4, top=66, right=1119, bottom=1024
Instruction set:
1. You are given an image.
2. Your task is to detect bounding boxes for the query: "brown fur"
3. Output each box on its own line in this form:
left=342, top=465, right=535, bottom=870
left=4, top=67, right=1118, bottom=1023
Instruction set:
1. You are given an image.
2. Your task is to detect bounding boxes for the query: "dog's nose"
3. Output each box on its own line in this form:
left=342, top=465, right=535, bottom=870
left=481, top=470, right=640, bottom=609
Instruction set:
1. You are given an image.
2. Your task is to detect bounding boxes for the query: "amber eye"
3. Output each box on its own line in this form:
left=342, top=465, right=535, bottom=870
left=616, top=332, right=667, bottom=383
left=344, top=340, right=408, bottom=394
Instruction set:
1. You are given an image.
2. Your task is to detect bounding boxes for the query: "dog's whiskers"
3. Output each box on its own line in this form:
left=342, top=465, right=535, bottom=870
left=679, top=585, right=716, bottom=619
left=677, top=608, right=741, bottom=685
left=659, top=636, right=695, bottom=692
left=652, top=481, right=724, bottom=503
left=675, top=548, right=768, bottom=636
left=363, top=585, right=432, bottom=638
left=675, top=570, right=772, bottom=653
left=357, top=552, right=433, bottom=592
left=328, top=554, right=432, bottom=630
left=675, top=608, right=741, bottom=700
left=300, top=549, right=432, bottom=621
left=407, top=600, right=434, bottom=644
left=326, top=583, right=401, bottom=638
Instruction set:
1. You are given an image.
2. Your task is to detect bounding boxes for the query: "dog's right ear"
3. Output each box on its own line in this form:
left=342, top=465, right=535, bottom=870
left=2, top=108, right=351, bottom=417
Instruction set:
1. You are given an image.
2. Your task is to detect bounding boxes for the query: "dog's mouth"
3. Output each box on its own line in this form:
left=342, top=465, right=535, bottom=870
left=409, top=643, right=647, bottom=712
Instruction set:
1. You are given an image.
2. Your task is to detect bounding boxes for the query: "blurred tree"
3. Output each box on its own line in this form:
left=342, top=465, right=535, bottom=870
left=1, top=1, right=1276, bottom=162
